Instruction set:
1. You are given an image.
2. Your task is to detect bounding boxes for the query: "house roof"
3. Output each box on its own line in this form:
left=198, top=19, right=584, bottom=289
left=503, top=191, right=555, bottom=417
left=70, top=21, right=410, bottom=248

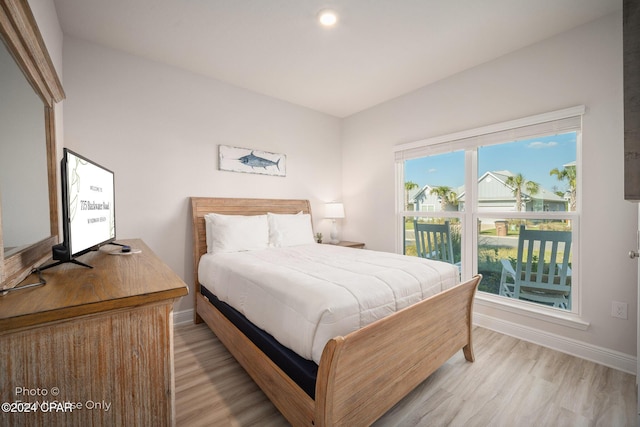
left=414, top=170, right=565, bottom=203
left=410, top=184, right=434, bottom=201
left=483, top=170, right=565, bottom=202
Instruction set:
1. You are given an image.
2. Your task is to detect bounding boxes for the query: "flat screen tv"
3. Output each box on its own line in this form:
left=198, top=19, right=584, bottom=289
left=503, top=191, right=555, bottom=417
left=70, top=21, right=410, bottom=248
left=42, top=148, right=116, bottom=269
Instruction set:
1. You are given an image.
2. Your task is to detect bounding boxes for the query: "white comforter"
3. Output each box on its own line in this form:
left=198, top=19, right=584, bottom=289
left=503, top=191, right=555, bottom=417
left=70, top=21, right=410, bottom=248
left=198, top=244, right=459, bottom=364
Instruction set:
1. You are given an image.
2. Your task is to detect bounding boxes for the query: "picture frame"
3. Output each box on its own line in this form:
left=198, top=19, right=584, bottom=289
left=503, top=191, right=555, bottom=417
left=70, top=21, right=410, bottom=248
left=218, top=145, right=286, bottom=177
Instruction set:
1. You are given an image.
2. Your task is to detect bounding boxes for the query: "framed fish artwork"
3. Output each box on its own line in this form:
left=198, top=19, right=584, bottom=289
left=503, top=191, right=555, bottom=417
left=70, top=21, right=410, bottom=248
left=218, top=145, right=286, bottom=177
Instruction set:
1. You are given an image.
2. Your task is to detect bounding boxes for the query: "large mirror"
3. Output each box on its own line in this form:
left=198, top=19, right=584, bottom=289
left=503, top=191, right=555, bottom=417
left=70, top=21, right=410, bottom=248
left=0, top=38, right=49, bottom=257
left=0, top=0, right=65, bottom=290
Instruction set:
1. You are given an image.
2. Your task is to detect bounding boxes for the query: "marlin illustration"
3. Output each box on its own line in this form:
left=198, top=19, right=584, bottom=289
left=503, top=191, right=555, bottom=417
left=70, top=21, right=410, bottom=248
left=238, top=151, right=280, bottom=170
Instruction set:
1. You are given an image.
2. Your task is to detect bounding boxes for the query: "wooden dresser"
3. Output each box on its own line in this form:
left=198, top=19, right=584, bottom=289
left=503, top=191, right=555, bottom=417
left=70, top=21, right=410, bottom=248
left=0, top=239, right=188, bottom=426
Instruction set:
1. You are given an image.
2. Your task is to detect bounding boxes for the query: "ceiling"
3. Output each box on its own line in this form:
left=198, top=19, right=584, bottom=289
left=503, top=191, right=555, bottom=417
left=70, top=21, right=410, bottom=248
left=53, top=0, right=621, bottom=118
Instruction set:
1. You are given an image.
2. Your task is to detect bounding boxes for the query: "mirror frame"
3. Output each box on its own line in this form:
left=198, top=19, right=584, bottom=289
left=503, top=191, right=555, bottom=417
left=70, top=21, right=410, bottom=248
left=0, top=0, right=65, bottom=290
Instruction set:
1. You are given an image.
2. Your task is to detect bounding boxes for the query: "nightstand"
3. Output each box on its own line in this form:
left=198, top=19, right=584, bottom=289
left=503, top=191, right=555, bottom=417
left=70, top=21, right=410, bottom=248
left=334, top=241, right=365, bottom=249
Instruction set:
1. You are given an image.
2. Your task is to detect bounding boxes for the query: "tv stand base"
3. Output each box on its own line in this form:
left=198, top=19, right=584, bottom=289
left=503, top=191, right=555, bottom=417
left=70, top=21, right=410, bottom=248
left=39, top=258, right=93, bottom=271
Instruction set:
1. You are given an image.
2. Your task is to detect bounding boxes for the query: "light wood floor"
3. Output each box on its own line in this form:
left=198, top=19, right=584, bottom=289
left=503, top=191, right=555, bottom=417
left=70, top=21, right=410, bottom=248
left=174, top=322, right=637, bottom=426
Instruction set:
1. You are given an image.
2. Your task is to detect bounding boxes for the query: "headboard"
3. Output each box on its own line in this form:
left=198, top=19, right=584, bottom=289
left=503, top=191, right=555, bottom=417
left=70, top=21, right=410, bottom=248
left=190, top=197, right=312, bottom=313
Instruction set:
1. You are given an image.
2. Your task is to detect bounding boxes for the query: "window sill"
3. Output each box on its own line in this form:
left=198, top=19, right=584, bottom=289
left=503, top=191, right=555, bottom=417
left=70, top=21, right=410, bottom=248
left=475, top=292, right=590, bottom=331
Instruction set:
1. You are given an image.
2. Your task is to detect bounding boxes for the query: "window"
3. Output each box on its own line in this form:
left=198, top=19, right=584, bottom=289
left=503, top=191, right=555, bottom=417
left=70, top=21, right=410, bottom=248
left=395, top=107, right=582, bottom=312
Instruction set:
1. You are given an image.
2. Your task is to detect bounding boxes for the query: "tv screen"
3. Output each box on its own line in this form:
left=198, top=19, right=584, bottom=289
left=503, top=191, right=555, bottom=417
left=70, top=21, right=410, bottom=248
left=63, top=148, right=115, bottom=257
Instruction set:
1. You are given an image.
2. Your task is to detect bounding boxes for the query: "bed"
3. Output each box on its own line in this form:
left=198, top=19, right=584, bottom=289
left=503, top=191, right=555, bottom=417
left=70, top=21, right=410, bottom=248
left=191, top=197, right=481, bottom=426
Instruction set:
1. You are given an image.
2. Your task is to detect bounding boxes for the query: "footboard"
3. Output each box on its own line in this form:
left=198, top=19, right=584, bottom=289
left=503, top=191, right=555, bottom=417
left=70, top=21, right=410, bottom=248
left=315, top=275, right=481, bottom=426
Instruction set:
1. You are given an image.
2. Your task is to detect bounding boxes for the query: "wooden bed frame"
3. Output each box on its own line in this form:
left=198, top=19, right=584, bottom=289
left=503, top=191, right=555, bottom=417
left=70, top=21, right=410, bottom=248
left=191, top=197, right=481, bottom=426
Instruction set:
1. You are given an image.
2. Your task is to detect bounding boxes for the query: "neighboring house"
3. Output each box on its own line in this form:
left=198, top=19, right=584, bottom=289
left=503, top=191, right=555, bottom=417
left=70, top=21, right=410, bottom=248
left=412, top=170, right=567, bottom=213
left=409, top=185, right=439, bottom=212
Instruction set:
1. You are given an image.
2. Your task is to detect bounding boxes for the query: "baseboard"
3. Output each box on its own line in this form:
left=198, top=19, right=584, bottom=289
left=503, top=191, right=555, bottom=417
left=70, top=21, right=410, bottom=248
left=474, top=311, right=637, bottom=375
left=173, top=308, right=194, bottom=326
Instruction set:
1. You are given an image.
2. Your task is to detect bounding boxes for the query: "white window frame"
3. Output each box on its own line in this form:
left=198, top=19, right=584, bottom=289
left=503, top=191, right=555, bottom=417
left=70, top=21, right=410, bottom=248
left=394, top=106, right=586, bottom=328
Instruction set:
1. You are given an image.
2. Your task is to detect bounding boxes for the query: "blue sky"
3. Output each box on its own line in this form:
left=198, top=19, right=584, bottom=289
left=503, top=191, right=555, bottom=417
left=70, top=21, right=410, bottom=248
left=404, top=132, right=577, bottom=193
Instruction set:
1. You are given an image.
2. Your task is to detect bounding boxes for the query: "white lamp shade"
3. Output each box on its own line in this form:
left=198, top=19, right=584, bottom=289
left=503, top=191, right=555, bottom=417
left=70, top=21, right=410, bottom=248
left=325, top=202, right=345, bottom=219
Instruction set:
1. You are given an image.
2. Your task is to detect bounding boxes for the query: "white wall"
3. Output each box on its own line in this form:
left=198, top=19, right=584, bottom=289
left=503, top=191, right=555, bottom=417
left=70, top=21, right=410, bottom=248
left=342, top=12, right=638, bottom=360
left=62, top=37, right=342, bottom=312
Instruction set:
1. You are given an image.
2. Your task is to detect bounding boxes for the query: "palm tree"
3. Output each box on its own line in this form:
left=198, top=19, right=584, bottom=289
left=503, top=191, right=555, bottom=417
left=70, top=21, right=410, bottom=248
left=550, top=165, right=576, bottom=211
left=429, top=186, right=458, bottom=211
left=504, top=173, right=539, bottom=212
left=404, top=181, right=419, bottom=210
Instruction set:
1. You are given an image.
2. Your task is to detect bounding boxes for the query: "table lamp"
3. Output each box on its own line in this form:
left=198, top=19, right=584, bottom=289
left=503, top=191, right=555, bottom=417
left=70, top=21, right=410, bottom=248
left=325, top=202, right=345, bottom=244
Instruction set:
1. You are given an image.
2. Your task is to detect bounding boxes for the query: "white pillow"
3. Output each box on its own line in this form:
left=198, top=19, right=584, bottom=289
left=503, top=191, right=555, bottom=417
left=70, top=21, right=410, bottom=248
left=267, top=212, right=315, bottom=247
left=204, top=213, right=269, bottom=254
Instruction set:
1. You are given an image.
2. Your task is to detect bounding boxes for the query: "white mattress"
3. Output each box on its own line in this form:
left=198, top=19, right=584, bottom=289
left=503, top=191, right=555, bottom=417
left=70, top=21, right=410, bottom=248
left=198, top=244, right=459, bottom=364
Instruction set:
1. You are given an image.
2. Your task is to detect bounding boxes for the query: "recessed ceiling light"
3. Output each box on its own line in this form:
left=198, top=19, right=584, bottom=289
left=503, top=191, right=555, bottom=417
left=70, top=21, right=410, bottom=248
left=318, top=9, right=338, bottom=27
